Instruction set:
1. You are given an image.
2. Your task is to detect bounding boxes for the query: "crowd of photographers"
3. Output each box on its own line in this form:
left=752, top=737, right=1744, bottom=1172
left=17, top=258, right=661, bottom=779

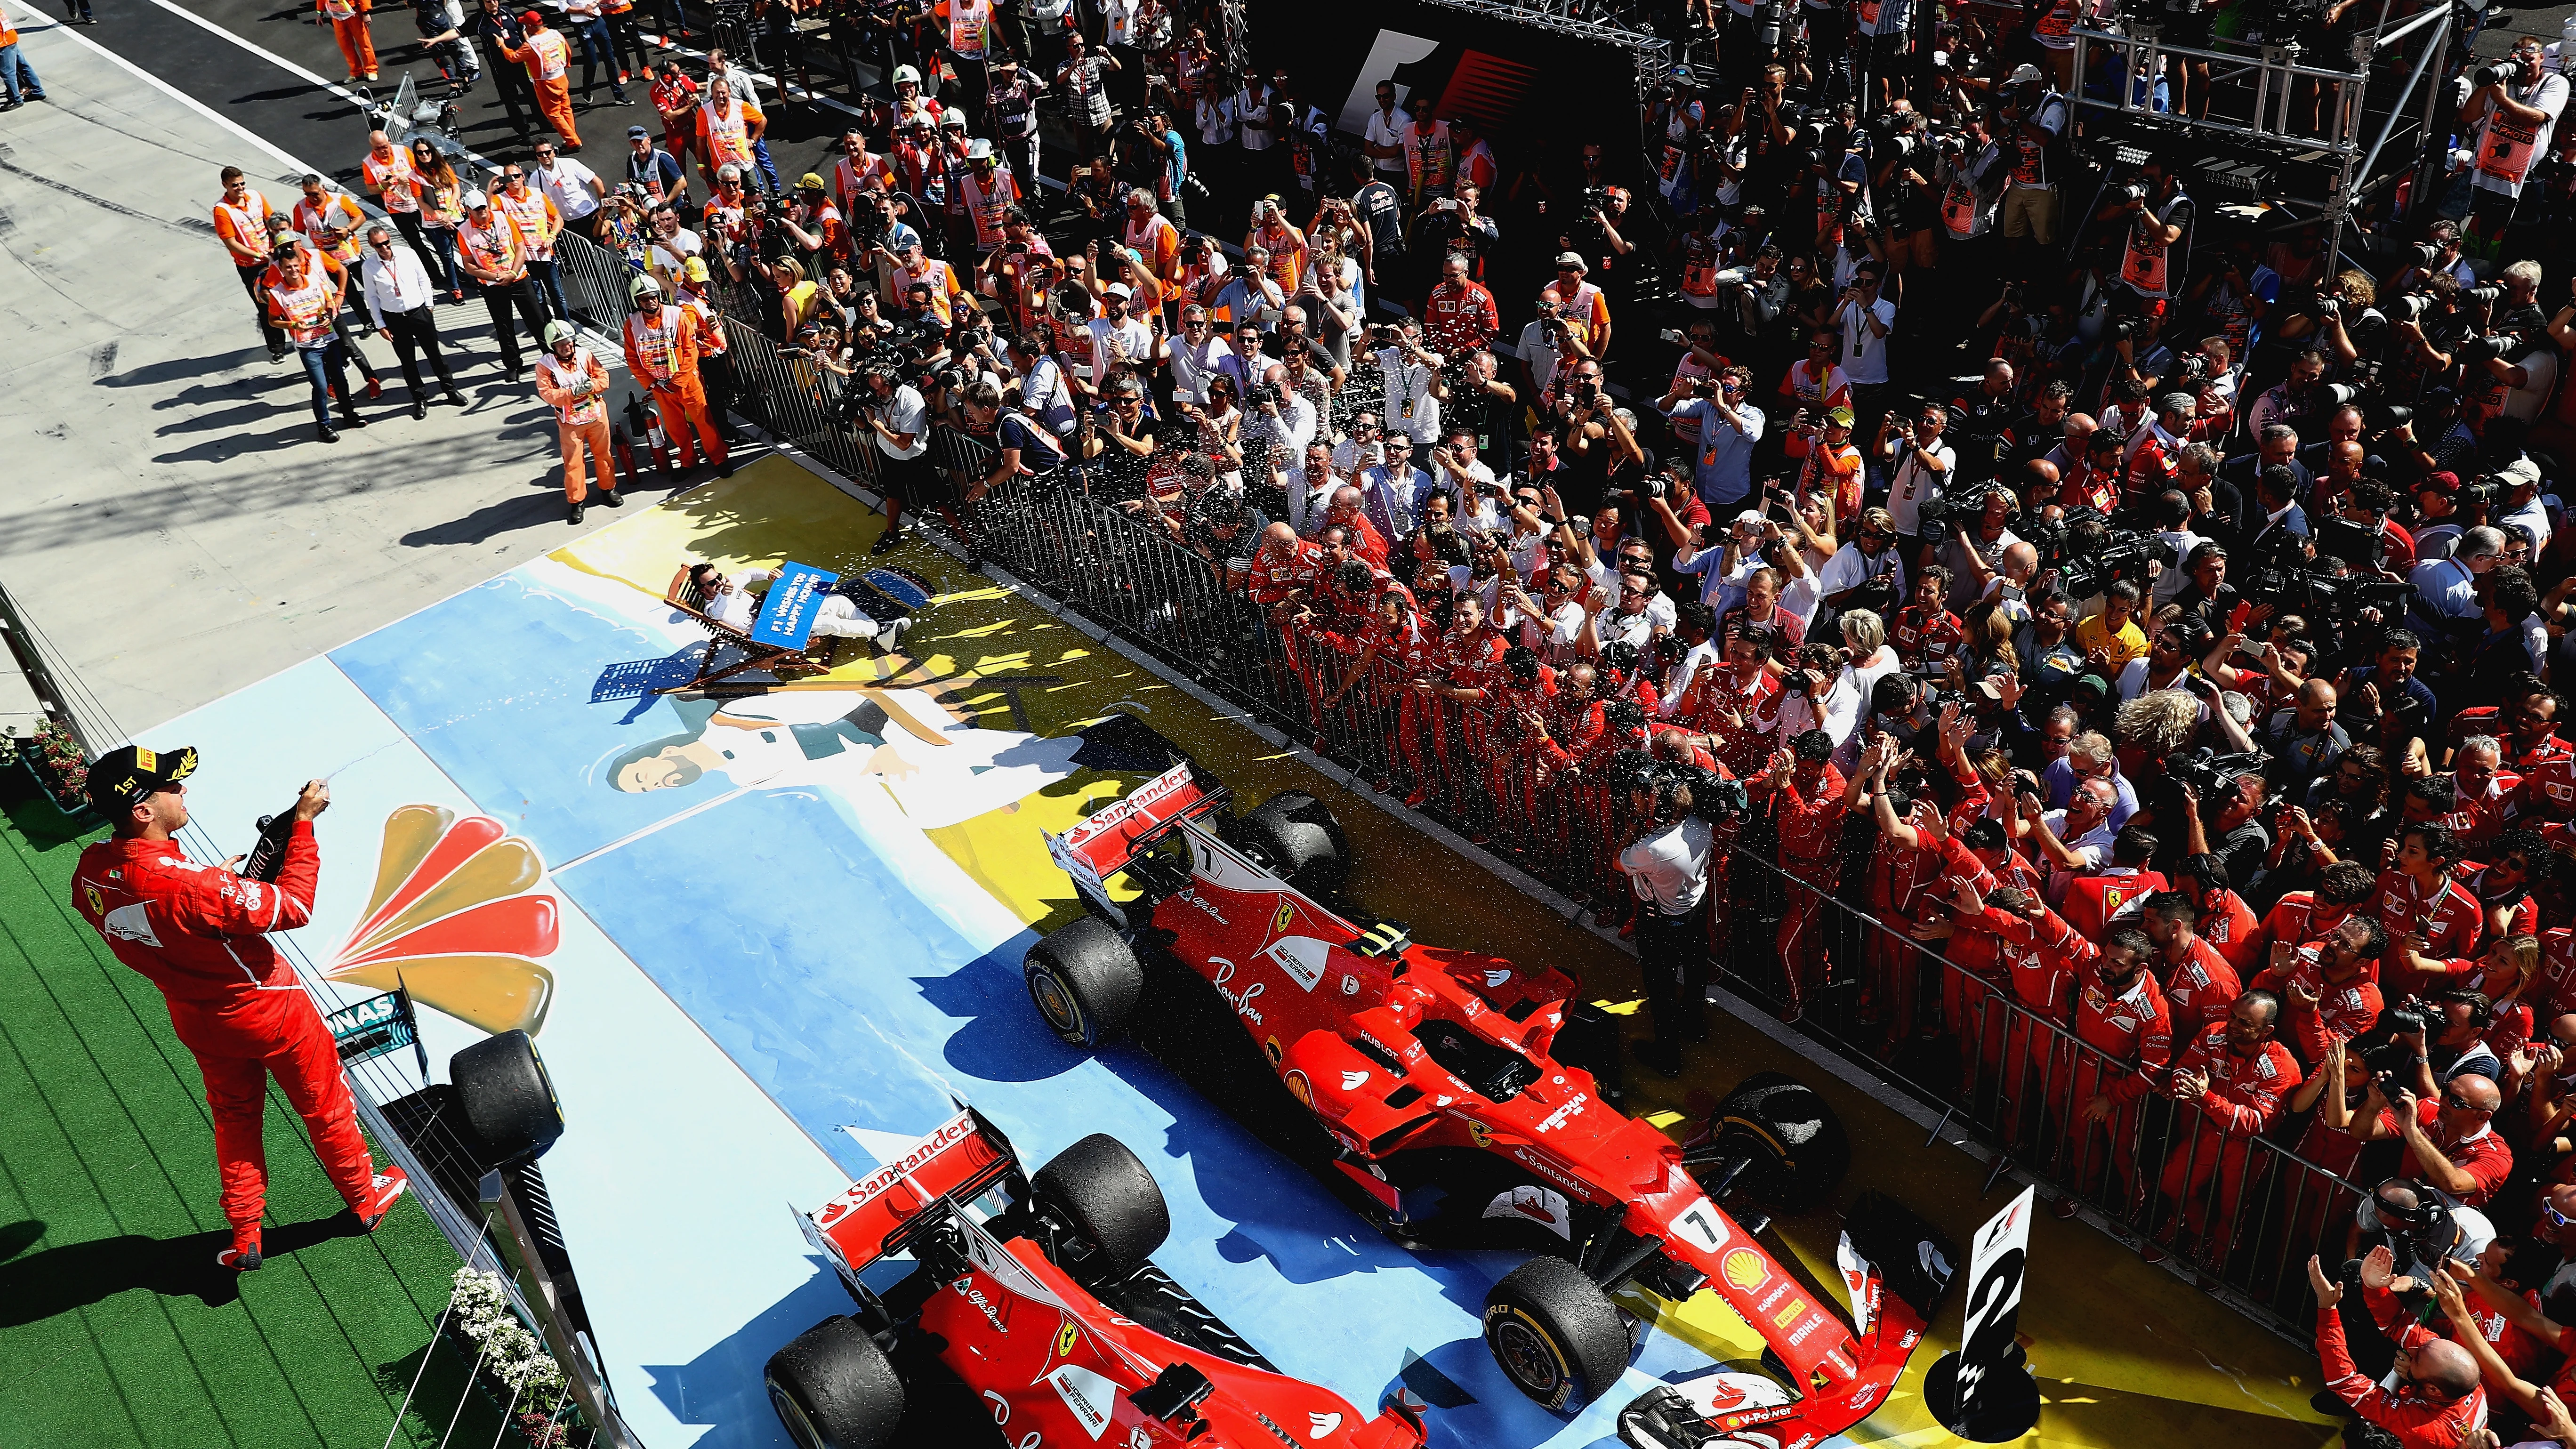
left=544, top=0, right=2576, bottom=1426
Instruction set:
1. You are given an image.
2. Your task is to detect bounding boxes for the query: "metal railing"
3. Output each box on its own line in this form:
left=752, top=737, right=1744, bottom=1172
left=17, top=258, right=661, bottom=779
left=1714, top=846, right=2367, bottom=1330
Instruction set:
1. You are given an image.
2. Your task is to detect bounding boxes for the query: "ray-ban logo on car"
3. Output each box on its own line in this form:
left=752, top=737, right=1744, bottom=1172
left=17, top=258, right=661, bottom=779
left=1210, top=956, right=1267, bottom=1024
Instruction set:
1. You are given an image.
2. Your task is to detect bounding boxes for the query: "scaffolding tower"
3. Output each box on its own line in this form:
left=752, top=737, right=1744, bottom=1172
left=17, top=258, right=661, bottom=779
left=2066, top=0, right=2463, bottom=263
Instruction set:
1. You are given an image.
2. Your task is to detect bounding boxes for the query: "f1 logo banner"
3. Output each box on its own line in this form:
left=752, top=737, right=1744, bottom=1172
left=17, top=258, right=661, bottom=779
left=748, top=562, right=840, bottom=650
left=1924, top=1185, right=2042, bottom=1441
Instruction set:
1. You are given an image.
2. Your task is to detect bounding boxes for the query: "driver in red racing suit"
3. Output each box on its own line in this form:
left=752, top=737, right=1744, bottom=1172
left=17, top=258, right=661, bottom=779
left=69, top=747, right=407, bottom=1271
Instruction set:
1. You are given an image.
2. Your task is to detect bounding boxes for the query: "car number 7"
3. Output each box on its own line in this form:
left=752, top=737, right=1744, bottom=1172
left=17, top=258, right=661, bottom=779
left=1670, top=1202, right=1729, bottom=1253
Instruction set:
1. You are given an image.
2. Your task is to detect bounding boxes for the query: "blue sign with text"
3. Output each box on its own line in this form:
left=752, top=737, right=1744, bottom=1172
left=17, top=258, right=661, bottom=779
left=748, top=562, right=841, bottom=650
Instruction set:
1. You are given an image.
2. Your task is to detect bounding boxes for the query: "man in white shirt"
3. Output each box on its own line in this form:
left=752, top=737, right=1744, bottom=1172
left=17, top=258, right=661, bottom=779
left=1361, top=80, right=1410, bottom=183
left=1596, top=572, right=1674, bottom=650
left=646, top=206, right=703, bottom=284
left=1087, top=283, right=1156, bottom=392
left=2461, top=36, right=2570, bottom=244
left=2038, top=777, right=2119, bottom=904
left=1166, top=305, right=1238, bottom=407
left=1831, top=264, right=1896, bottom=422
left=1282, top=441, right=1342, bottom=535
left=1244, top=367, right=1318, bottom=495
left=1376, top=318, right=1445, bottom=444
left=1006, top=332, right=1079, bottom=437
left=1515, top=288, right=1571, bottom=402
left=1878, top=400, right=1953, bottom=546
left=530, top=139, right=604, bottom=236
left=1618, top=779, right=1715, bottom=1074
left=2147, top=491, right=2208, bottom=607
left=357, top=223, right=464, bottom=416
left=856, top=362, right=932, bottom=550
left=1814, top=511, right=1908, bottom=613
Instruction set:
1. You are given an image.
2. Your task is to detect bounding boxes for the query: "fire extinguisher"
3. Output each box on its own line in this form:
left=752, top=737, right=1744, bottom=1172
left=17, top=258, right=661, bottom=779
left=619, top=393, right=670, bottom=481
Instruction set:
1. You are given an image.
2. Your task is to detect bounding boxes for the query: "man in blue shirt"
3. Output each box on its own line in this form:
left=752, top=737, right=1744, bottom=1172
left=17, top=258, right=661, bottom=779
left=1659, top=364, right=1764, bottom=514
left=1357, top=434, right=1433, bottom=541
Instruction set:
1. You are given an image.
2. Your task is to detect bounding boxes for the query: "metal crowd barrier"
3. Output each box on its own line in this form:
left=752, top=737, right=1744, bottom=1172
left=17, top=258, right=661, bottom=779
left=1711, top=847, right=2367, bottom=1331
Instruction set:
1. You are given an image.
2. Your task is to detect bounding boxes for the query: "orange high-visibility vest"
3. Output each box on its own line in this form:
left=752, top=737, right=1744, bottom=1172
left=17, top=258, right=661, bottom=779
left=268, top=275, right=338, bottom=347
left=537, top=349, right=610, bottom=427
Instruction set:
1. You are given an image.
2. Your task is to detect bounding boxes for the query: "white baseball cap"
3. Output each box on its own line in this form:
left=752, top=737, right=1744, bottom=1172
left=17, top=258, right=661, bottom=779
left=463, top=188, right=489, bottom=208
left=1103, top=282, right=1133, bottom=299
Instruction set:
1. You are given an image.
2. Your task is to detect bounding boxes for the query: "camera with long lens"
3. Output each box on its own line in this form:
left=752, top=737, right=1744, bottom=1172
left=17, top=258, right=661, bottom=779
left=2463, top=283, right=2504, bottom=307
left=2473, top=60, right=2515, bottom=88
left=2455, top=334, right=2519, bottom=365
left=2386, top=291, right=2441, bottom=324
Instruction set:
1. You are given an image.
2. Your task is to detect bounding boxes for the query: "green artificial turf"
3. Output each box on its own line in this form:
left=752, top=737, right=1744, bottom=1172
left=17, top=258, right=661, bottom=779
left=0, top=807, right=514, bottom=1448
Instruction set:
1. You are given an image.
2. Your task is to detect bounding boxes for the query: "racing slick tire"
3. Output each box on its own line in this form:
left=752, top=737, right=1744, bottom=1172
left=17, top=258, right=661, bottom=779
left=1025, top=917, right=1145, bottom=1049
left=1033, top=1133, right=1171, bottom=1282
left=766, top=1315, right=904, bottom=1449
left=1707, top=1072, right=1850, bottom=1214
left=450, top=1030, right=564, bottom=1171
left=1234, top=792, right=1348, bottom=896
left=1483, top=1256, right=1634, bottom=1411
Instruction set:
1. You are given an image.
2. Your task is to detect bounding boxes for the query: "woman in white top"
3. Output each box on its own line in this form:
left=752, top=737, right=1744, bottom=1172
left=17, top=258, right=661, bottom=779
left=1829, top=608, right=1901, bottom=771
left=1181, top=374, right=1246, bottom=490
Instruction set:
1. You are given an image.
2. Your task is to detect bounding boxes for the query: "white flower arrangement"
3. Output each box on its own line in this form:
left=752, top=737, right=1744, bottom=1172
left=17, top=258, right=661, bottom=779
left=449, top=1268, right=569, bottom=1397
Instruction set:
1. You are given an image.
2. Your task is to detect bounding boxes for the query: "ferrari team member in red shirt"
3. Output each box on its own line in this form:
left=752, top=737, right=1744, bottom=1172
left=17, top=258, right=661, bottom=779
left=2144, top=989, right=2299, bottom=1266
left=2250, top=917, right=2389, bottom=1070
left=69, top=748, right=407, bottom=1271
left=1420, top=251, right=1499, bottom=361
left=2344, top=1071, right=2514, bottom=1209
left=1754, top=729, right=1847, bottom=1022
left=2251, top=860, right=2377, bottom=960
left=2140, top=890, right=2243, bottom=1033
left=2311, top=1249, right=2487, bottom=1448
left=2380, top=824, right=2487, bottom=997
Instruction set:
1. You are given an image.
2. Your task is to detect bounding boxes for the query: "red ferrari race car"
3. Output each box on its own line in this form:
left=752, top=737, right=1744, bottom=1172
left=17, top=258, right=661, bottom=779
left=766, top=1105, right=1426, bottom=1449
left=1022, top=762, right=1956, bottom=1447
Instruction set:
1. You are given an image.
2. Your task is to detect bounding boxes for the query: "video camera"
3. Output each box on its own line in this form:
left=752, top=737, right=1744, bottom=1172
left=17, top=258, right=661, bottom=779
left=2165, top=747, right=2269, bottom=808
left=2244, top=528, right=2414, bottom=623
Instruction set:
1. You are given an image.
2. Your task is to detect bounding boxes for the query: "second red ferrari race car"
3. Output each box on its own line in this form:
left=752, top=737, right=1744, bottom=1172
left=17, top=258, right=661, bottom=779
left=766, top=1104, right=1427, bottom=1449
left=1021, top=760, right=1956, bottom=1446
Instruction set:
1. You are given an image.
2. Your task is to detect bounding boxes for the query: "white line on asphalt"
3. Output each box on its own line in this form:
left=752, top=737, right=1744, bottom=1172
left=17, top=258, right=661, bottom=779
left=0, top=0, right=631, bottom=370
left=0, top=0, right=308, bottom=176
left=123, top=0, right=515, bottom=177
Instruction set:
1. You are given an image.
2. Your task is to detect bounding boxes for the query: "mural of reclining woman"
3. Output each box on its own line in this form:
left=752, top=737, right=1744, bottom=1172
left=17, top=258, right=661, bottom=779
left=602, top=686, right=1177, bottom=834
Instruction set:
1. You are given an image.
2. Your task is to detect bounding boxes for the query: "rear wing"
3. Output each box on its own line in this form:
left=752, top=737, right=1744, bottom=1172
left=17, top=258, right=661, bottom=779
left=797, top=1108, right=1021, bottom=1279
left=1042, top=760, right=1228, bottom=925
